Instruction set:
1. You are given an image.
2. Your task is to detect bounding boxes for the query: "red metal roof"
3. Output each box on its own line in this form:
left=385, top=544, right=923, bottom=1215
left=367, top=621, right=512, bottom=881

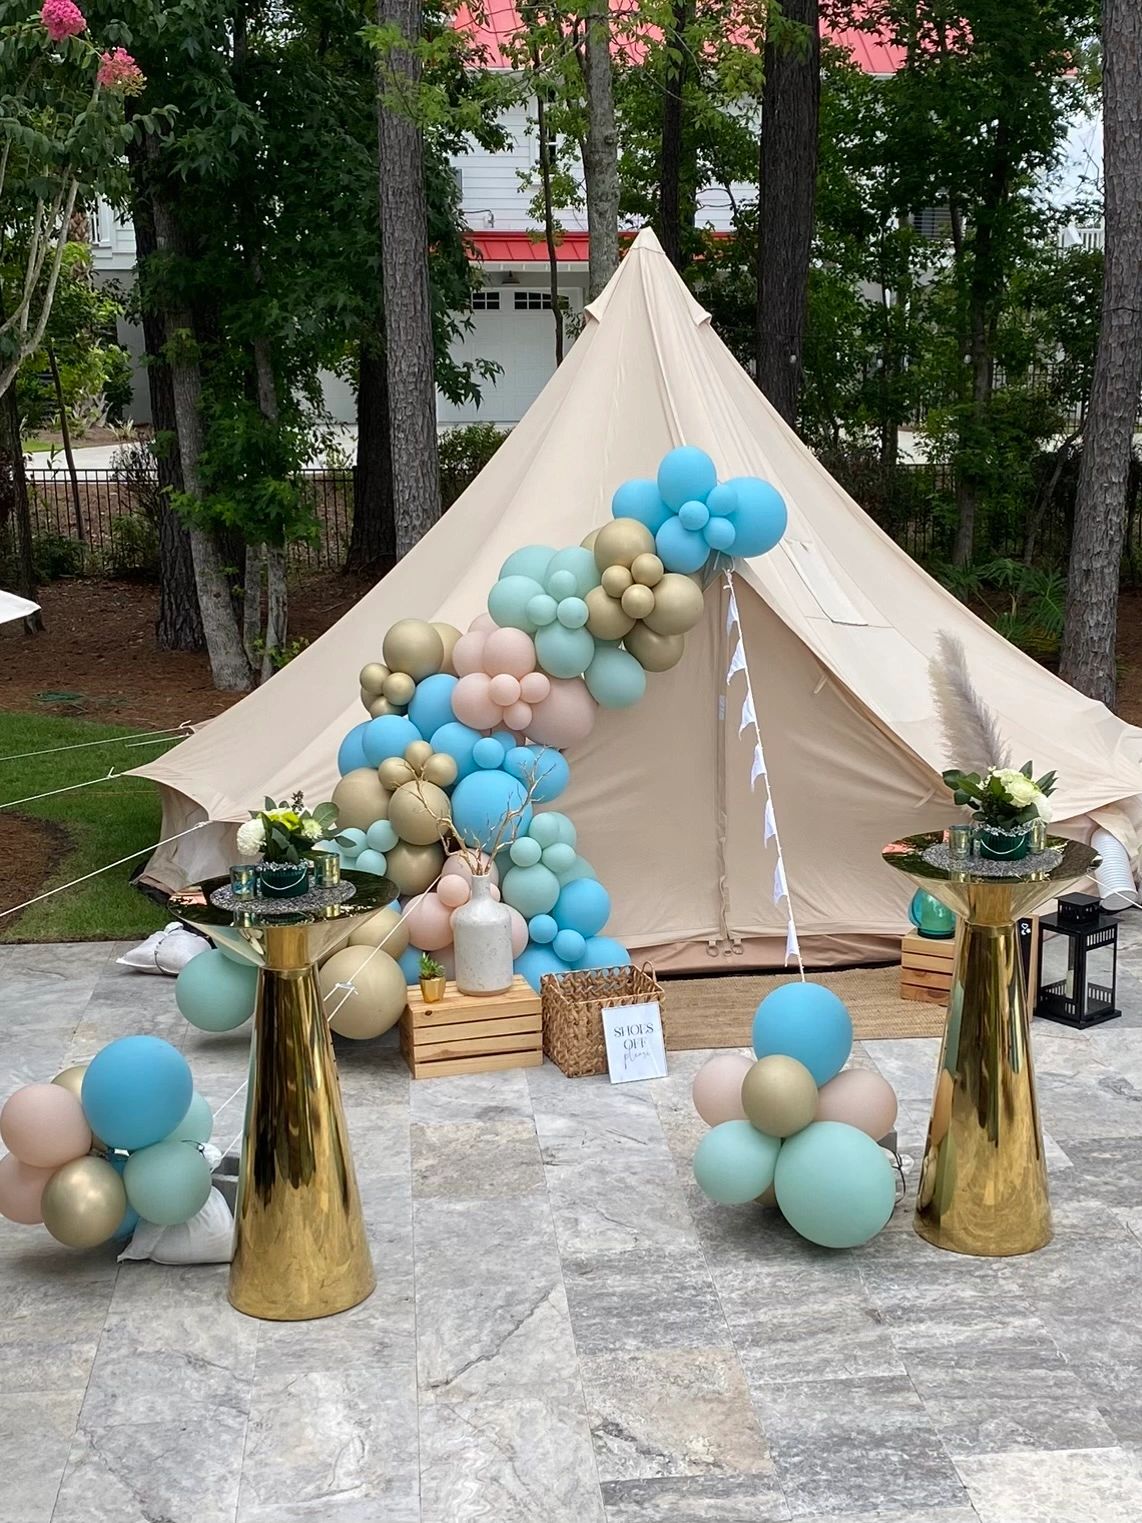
left=468, top=232, right=591, bottom=262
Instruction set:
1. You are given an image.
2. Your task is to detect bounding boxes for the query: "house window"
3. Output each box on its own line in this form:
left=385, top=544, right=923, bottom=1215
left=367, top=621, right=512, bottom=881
left=913, top=205, right=953, bottom=240
left=472, top=290, right=501, bottom=311
left=514, top=290, right=553, bottom=311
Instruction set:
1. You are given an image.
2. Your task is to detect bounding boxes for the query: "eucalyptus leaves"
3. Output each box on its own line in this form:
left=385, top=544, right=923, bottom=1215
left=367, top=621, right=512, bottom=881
left=941, top=762, right=1057, bottom=828
left=236, top=793, right=347, bottom=864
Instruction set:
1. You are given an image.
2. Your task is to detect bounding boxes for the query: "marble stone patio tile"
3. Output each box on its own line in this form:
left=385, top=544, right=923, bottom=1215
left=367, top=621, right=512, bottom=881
left=0, top=974, right=97, bottom=1032
left=579, top=1346, right=770, bottom=1483
left=999, top=1236, right=1142, bottom=1365
left=907, top=1358, right=1117, bottom=1455
left=861, top=1265, right=1062, bottom=1369
left=256, top=1277, right=415, bottom=1376
left=330, top=1028, right=409, bottom=1106
left=1070, top=1358, right=1142, bottom=1447
left=729, top=1289, right=904, bottom=1387
left=415, top=1196, right=581, bottom=1402
left=600, top=1473, right=789, bottom=1523
left=1049, top=1137, right=1142, bottom=1210
left=546, top=1167, right=699, bottom=1258
left=535, top=1100, right=674, bottom=1174
left=411, top=1118, right=544, bottom=1199
left=697, top=1197, right=865, bottom=1290
left=411, top=1065, right=535, bottom=1125
left=419, top=1391, right=606, bottom=1523
left=0, top=941, right=114, bottom=982
left=562, top=1247, right=730, bottom=1355
left=0, top=1389, right=83, bottom=1523
left=788, top=1512, right=981, bottom=1523
left=754, top=1375, right=968, bottom=1518
left=236, top=1367, right=418, bottom=1523
left=955, top=1446, right=1142, bottom=1523
left=1034, top=1067, right=1142, bottom=1141
left=0, top=1034, right=77, bottom=1094
left=862, top=1038, right=941, bottom=1103
left=0, top=1242, right=118, bottom=1397
left=341, top=1102, right=411, bottom=1181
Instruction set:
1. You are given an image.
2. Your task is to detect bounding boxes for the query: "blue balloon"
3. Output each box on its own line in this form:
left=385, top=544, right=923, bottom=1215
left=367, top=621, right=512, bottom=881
left=175, top=948, right=256, bottom=1033
left=656, top=515, right=711, bottom=574
left=397, top=945, right=423, bottom=984
left=82, top=1036, right=194, bottom=1152
left=657, top=446, right=718, bottom=510
left=528, top=913, right=558, bottom=945
left=724, top=476, right=787, bottom=558
left=577, top=935, right=629, bottom=970
left=554, top=878, right=611, bottom=937
left=553, top=928, right=586, bottom=964
left=501, top=545, right=555, bottom=582
left=362, top=713, right=422, bottom=767
left=585, top=646, right=647, bottom=709
left=450, top=768, right=532, bottom=851
left=752, top=982, right=853, bottom=1086
left=694, top=1120, right=781, bottom=1205
left=505, top=745, right=569, bottom=803
left=366, top=819, right=399, bottom=853
left=705, top=481, right=739, bottom=517
left=535, top=621, right=596, bottom=679
left=124, top=1140, right=213, bottom=1227
left=556, top=596, right=589, bottom=630
left=408, top=673, right=459, bottom=739
left=774, top=1121, right=896, bottom=1248
left=354, top=848, right=388, bottom=876
left=473, top=737, right=506, bottom=770
left=430, top=721, right=484, bottom=781
left=105, top=1154, right=140, bottom=1240
left=703, top=516, right=737, bottom=553
left=678, top=499, right=710, bottom=532
left=514, top=943, right=568, bottom=992
left=613, top=478, right=671, bottom=534
left=337, top=827, right=367, bottom=858
left=337, top=722, right=371, bottom=775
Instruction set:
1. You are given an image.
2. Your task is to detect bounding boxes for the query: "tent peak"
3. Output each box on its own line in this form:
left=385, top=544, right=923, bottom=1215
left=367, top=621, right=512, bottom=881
left=584, top=224, right=711, bottom=328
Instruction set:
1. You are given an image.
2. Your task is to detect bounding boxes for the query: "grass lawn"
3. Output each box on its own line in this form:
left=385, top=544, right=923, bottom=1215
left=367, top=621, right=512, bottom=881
left=1, top=711, right=183, bottom=943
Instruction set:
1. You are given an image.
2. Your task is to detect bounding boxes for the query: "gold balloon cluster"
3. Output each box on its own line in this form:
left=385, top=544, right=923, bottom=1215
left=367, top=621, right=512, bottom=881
left=582, top=519, right=705, bottom=672
left=381, top=745, right=457, bottom=849
left=358, top=618, right=462, bottom=717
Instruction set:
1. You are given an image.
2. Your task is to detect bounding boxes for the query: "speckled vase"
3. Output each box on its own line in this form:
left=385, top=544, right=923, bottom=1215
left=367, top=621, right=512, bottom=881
left=451, top=874, right=514, bottom=995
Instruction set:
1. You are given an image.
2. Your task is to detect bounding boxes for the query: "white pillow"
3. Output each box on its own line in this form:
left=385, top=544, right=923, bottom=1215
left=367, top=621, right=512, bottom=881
left=116, top=923, right=209, bottom=976
left=117, top=1187, right=234, bottom=1265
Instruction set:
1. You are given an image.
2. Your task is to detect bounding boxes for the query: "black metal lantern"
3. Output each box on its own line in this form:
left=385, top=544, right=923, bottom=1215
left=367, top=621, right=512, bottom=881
left=1034, top=893, right=1120, bottom=1030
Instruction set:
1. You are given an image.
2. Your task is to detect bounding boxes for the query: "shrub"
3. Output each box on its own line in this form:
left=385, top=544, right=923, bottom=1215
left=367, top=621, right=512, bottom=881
left=105, top=513, right=159, bottom=579
left=439, top=423, right=509, bottom=511
left=31, top=532, right=85, bottom=581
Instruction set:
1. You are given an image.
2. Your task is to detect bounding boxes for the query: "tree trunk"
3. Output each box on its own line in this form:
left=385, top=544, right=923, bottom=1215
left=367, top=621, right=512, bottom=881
left=47, top=342, right=84, bottom=543
left=1060, top=0, right=1142, bottom=707
left=755, top=0, right=820, bottom=426
left=376, top=0, right=441, bottom=559
left=656, top=0, right=692, bottom=271
left=346, top=329, right=396, bottom=576
left=262, top=544, right=288, bottom=683
left=534, top=76, right=565, bottom=364
left=0, top=381, right=41, bottom=631
left=582, top=0, right=620, bottom=299
left=243, top=542, right=263, bottom=667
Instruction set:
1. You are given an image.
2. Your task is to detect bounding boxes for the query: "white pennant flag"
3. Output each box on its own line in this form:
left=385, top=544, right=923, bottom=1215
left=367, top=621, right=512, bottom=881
left=773, top=858, right=788, bottom=906
left=726, top=638, right=746, bottom=683
left=764, top=798, right=777, bottom=844
left=725, top=596, right=738, bottom=635
left=740, top=691, right=756, bottom=735
left=785, top=920, right=800, bottom=964
left=750, top=742, right=766, bottom=790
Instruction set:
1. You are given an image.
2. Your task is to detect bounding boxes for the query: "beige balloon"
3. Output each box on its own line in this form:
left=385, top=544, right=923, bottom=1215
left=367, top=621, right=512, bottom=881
left=347, top=906, right=411, bottom=958
left=320, top=947, right=407, bottom=1039
left=378, top=756, right=417, bottom=791
left=383, top=671, right=416, bottom=708
left=388, top=780, right=451, bottom=846
left=383, top=619, right=445, bottom=682
left=366, top=694, right=395, bottom=719
left=631, top=552, right=665, bottom=587
left=51, top=1065, right=107, bottom=1153
left=585, top=585, right=635, bottom=641
left=592, top=517, right=656, bottom=572
left=385, top=840, right=445, bottom=895
left=600, top=564, right=633, bottom=598
left=741, top=1054, right=819, bottom=1138
left=41, top=1156, right=126, bottom=1248
left=644, top=573, right=705, bottom=635
left=432, top=622, right=462, bottom=675
left=624, top=623, right=685, bottom=672
left=332, top=769, right=392, bottom=831
left=580, top=527, right=601, bottom=552
left=404, top=740, right=434, bottom=770
left=620, top=584, right=656, bottom=620
left=422, top=753, right=459, bottom=788
left=815, top=1068, right=898, bottom=1141
left=359, top=662, right=389, bottom=695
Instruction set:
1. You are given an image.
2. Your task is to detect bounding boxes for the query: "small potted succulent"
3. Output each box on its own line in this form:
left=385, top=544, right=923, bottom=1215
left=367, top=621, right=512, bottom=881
left=418, top=953, right=446, bottom=1004
left=236, top=793, right=345, bottom=897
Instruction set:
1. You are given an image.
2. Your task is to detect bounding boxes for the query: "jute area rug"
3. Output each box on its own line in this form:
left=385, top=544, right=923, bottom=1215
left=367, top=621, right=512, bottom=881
left=662, top=965, right=946, bottom=1050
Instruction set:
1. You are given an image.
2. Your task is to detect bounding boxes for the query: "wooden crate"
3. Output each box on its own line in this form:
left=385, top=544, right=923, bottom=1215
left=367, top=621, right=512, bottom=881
left=900, top=931, right=955, bottom=1005
left=400, top=976, right=543, bottom=1079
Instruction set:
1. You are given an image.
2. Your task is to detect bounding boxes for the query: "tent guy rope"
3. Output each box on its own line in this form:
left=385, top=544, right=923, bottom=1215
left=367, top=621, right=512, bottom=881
left=0, top=822, right=211, bottom=921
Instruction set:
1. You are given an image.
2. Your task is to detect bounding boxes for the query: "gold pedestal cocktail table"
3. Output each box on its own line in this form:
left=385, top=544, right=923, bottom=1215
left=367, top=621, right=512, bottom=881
left=883, top=833, right=1098, bottom=1257
left=171, top=870, right=397, bottom=1319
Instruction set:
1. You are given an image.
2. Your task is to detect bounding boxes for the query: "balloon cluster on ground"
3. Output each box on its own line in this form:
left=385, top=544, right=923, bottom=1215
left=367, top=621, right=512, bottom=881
left=0, top=1037, right=216, bottom=1249
left=691, top=982, right=899, bottom=1249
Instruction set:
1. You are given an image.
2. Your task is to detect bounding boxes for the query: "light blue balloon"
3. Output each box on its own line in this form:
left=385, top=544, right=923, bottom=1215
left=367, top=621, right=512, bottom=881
left=489, top=574, right=545, bottom=631
left=694, top=1120, right=781, bottom=1205
left=585, top=646, right=647, bottom=709
left=504, top=745, right=569, bottom=803
left=678, top=499, right=710, bottom=532
left=337, top=827, right=367, bottom=857
left=354, top=848, right=388, bottom=876
left=366, top=819, right=399, bottom=853
left=431, top=721, right=483, bottom=781
left=106, top=1152, right=140, bottom=1240
left=501, top=862, right=561, bottom=917
left=362, top=713, right=422, bottom=767
left=527, top=593, right=558, bottom=627
left=501, top=544, right=555, bottom=582
left=556, top=596, right=589, bottom=630
left=397, top=945, right=423, bottom=983
left=514, top=943, right=568, bottom=992
left=528, top=913, right=558, bottom=945
left=705, top=481, right=739, bottom=517
left=491, top=728, right=518, bottom=752
left=473, top=736, right=506, bottom=770
left=577, top=935, right=629, bottom=970
left=540, top=841, right=576, bottom=876
left=529, top=811, right=576, bottom=849
left=554, top=878, right=610, bottom=937
left=553, top=928, right=586, bottom=964
left=82, top=1036, right=194, bottom=1153
left=510, top=836, right=543, bottom=868
left=535, top=621, right=595, bottom=679
left=703, top=516, right=737, bottom=552
left=559, top=853, right=595, bottom=885
left=175, top=950, right=257, bottom=1034
left=166, top=1091, right=213, bottom=1145
left=337, top=722, right=371, bottom=775
left=408, top=673, right=459, bottom=739
left=450, top=768, right=532, bottom=850
left=656, top=515, right=712, bottom=574
left=124, top=1141, right=213, bottom=1227
left=657, top=446, right=718, bottom=510
left=548, top=569, right=577, bottom=601
left=613, top=477, right=671, bottom=534
left=545, top=546, right=600, bottom=597
left=724, top=476, right=787, bottom=558
left=752, top=982, right=853, bottom=1086
left=774, top=1121, right=896, bottom=1248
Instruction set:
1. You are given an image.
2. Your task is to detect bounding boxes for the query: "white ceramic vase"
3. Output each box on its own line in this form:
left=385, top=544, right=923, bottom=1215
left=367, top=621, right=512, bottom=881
left=452, top=874, right=514, bottom=995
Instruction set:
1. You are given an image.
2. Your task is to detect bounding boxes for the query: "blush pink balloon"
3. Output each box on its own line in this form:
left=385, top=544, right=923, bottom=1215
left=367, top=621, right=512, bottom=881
left=506, top=906, right=529, bottom=957
left=489, top=673, right=521, bottom=706
left=470, top=613, right=498, bottom=633
left=452, top=630, right=489, bottom=677
left=489, top=882, right=502, bottom=901
left=484, top=627, right=537, bottom=680
left=526, top=677, right=597, bottom=748
left=502, top=701, right=533, bottom=732
left=692, top=1053, right=753, bottom=1127
left=0, top=1153, right=56, bottom=1224
left=452, top=672, right=502, bottom=730
left=404, top=891, right=455, bottom=951
left=436, top=875, right=470, bottom=910
left=815, top=1069, right=898, bottom=1140
left=0, top=1084, right=91, bottom=1168
left=519, top=672, right=550, bottom=704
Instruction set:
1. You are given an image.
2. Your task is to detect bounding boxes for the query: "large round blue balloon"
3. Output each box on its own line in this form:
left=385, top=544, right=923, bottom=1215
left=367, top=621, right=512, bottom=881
left=751, top=982, right=853, bottom=1086
left=577, top=935, right=630, bottom=970
left=656, top=515, right=712, bottom=574
left=514, top=943, right=568, bottom=992
left=450, top=768, right=532, bottom=851
left=82, top=1036, right=194, bottom=1152
left=553, top=928, right=586, bottom=964
left=724, top=476, right=787, bottom=558
left=693, top=1119, right=781, bottom=1205
left=657, top=446, right=718, bottom=511
left=612, top=478, right=671, bottom=534
left=397, top=945, right=423, bottom=984
left=337, top=722, right=371, bottom=775
left=362, top=713, right=422, bottom=767
left=408, top=673, right=459, bottom=740
left=554, top=878, right=611, bottom=938
left=430, top=720, right=484, bottom=781
left=585, top=646, right=647, bottom=708
left=774, top=1120, right=896, bottom=1247
left=175, top=948, right=257, bottom=1033
left=504, top=745, right=569, bottom=803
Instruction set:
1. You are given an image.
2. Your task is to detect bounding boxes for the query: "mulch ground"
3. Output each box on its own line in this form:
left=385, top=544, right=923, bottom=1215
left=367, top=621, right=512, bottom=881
left=6, top=814, right=71, bottom=923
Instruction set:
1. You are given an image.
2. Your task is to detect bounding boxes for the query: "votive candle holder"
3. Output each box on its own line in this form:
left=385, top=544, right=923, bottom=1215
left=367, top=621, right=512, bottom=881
left=313, top=852, right=341, bottom=888
left=230, top=864, right=256, bottom=899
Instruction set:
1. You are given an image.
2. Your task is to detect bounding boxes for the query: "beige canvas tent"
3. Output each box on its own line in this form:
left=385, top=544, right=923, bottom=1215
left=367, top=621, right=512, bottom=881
left=135, top=229, right=1142, bottom=970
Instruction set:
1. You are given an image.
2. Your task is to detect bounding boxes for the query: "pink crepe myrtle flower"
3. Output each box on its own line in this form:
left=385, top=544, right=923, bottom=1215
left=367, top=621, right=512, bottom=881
left=96, top=47, right=145, bottom=95
left=40, top=0, right=86, bottom=42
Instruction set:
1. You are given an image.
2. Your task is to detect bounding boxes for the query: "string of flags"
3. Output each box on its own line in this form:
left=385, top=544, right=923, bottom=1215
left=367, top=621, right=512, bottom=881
left=724, top=573, right=805, bottom=975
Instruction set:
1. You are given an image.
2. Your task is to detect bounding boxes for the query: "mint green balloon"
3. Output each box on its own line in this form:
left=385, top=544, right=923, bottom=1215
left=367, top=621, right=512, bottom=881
left=124, top=1141, right=213, bottom=1226
left=509, top=836, right=543, bottom=867
left=540, top=842, right=576, bottom=875
left=489, top=574, right=545, bottom=631
left=535, top=621, right=596, bottom=678
left=166, top=1091, right=213, bottom=1145
left=529, top=812, right=576, bottom=849
left=774, top=1120, right=896, bottom=1248
left=693, top=1120, right=780, bottom=1205
left=545, top=545, right=600, bottom=597
left=527, top=593, right=558, bottom=627
left=501, top=862, right=561, bottom=917
left=556, top=596, right=590, bottom=629
left=175, top=948, right=257, bottom=1032
left=501, top=545, right=555, bottom=582
left=585, top=646, right=647, bottom=709
left=558, top=853, right=595, bottom=884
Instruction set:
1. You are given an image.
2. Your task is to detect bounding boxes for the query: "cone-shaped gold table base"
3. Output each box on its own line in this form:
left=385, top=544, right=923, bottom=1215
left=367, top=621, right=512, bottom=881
left=172, top=873, right=397, bottom=1318
left=884, top=834, right=1098, bottom=1257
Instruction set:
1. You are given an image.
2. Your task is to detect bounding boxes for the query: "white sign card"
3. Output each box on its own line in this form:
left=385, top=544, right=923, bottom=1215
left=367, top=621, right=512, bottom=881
left=602, top=1000, right=668, bottom=1084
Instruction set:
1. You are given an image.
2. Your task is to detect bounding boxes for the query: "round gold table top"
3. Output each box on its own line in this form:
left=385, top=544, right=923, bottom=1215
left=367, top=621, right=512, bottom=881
left=883, top=831, right=1100, bottom=924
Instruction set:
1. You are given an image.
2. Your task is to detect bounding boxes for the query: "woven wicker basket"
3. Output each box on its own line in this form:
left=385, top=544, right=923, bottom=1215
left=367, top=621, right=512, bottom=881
left=540, top=964, right=664, bottom=1078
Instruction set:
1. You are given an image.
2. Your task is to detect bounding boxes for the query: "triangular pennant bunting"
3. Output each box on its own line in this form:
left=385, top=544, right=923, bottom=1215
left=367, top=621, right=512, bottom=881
left=785, top=920, right=800, bottom=964
left=750, top=742, right=766, bottom=790
left=764, top=798, right=777, bottom=844
left=739, top=691, right=756, bottom=735
left=726, top=639, right=746, bottom=682
left=773, top=858, right=788, bottom=906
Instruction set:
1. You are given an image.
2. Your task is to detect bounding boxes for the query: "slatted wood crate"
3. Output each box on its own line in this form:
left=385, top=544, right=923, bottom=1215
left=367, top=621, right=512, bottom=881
left=400, top=976, right=543, bottom=1079
left=900, top=932, right=955, bottom=1004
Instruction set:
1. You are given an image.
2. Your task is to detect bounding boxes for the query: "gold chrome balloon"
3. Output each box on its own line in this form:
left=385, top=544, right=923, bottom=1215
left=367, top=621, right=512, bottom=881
left=741, top=1055, right=818, bottom=1138
left=378, top=757, right=417, bottom=791
left=332, top=770, right=391, bottom=831
left=601, top=564, right=633, bottom=598
left=359, top=662, right=389, bottom=695
left=624, top=624, right=685, bottom=672
left=422, top=753, right=459, bottom=788
left=620, top=584, right=656, bottom=620
left=585, top=586, right=636, bottom=641
left=644, top=572, right=705, bottom=635
left=592, top=518, right=656, bottom=572
left=388, top=780, right=451, bottom=846
left=382, top=671, right=416, bottom=707
left=431, top=622, right=462, bottom=674
left=382, top=619, right=445, bottom=682
left=631, top=552, right=665, bottom=587
left=385, top=840, right=445, bottom=896
left=404, top=739, right=434, bottom=770
left=41, top=1156, right=126, bottom=1249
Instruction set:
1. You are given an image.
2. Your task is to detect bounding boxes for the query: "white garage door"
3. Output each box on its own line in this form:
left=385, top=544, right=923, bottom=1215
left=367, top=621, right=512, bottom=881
left=437, top=288, right=578, bottom=428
